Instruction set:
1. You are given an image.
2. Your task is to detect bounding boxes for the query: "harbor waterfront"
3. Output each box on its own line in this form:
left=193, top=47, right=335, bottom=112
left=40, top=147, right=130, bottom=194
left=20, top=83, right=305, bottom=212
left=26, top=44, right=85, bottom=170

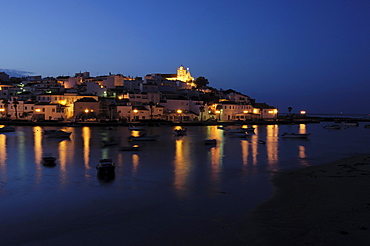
left=1, top=122, right=370, bottom=245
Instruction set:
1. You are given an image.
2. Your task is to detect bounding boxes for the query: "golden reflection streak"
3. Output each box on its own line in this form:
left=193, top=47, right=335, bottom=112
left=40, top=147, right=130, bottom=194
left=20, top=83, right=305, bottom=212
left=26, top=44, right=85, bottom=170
left=241, top=139, right=249, bottom=166
left=33, top=126, right=43, bottom=165
left=17, top=130, right=26, bottom=171
left=299, top=124, right=307, bottom=134
left=266, top=125, right=279, bottom=168
left=117, top=153, right=124, bottom=165
left=0, top=134, right=7, bottom=174
left=207, top=126, right=224, bottom=187
left=298, top=145, right=309, bottom=166
left=209, top=146, right=222, bottom=185
left=82, top=127, right=91, bottom=168
left=58, top=140, right=68, bottom=173
left=173, top=139, right=188, bottom=196
left=251, top=134, right=258, bottom=165
left=68, top=128, right=75, bottom=163
left=240, top=125, right=259, bottom=166
left=299, top=145, right=306, bottom=159
left=266, top=125, right=279, bottom=137
left=33, top=127, right=43, bottom=182
left=132, top=154, right=139, bottom=174
left=207, top=126, right=223, bottom=182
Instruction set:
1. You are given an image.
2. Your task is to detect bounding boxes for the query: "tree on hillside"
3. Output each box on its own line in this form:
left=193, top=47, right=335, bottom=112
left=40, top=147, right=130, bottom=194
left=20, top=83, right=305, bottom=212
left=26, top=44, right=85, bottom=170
left=1, top=99, right=9, bottom=119
left=288, top=107, right=292, bottom=115
left=194, top=76, right=209, bottom=89
left=13, top=100, right=19, bottom=120
left=9, top=77, right=23, bottom=84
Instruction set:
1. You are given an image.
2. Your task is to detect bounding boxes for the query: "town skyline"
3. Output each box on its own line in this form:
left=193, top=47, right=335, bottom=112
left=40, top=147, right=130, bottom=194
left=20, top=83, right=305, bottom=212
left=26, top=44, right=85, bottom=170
left=0, top=65, right=369, bottom=116
left=0, top=65, right=280, bottom=123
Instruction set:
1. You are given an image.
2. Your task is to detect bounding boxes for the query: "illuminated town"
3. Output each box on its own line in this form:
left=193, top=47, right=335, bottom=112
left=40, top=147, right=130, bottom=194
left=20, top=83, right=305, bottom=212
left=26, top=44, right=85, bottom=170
left=0, top=66, right=277, bottom=123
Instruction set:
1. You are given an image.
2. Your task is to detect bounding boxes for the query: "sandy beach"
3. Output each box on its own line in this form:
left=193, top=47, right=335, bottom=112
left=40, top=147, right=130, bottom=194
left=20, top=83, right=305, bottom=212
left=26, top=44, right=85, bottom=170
left=241, top=154, right=370, bottom=246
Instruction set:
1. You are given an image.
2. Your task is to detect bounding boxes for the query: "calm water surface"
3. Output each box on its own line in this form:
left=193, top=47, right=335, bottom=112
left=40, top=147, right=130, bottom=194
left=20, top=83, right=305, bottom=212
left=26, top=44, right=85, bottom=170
left=1, top=123, right=369, bottom=245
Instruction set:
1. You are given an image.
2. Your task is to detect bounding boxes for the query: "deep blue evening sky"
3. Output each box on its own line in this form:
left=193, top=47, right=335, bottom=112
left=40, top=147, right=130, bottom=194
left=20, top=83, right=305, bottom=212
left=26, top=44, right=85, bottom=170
left=1, top=0, right=369, bottom=114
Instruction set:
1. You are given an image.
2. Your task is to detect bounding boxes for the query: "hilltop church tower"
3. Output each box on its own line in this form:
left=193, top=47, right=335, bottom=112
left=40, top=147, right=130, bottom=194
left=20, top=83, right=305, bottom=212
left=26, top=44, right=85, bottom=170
left=176, top=65, right=194, bottom=83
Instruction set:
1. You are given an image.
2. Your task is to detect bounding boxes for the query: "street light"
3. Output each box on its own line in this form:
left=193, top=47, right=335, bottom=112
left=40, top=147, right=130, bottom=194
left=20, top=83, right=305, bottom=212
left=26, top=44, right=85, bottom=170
left=133, top=109, right=138, bottom=121
left=177, top=109, right=183, bottom=122
left=84, top=109, right=89, bottom=120
left=215, top=110, right=221, bottom=121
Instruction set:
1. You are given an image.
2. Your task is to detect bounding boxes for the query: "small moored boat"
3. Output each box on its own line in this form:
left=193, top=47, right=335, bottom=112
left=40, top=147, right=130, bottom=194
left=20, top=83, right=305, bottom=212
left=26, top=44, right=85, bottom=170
left=281, top=133, right=310, bottom=138
left=96, top=159, right=115, bottom=173
left=66, top=123, right=81, bottom=127
left=243, top=126, right=255, bottom=132
left=341, top=121, right=359, bottom=127
left=323, top=124, right=341, bottom=129
left=224, top=128, right=246, bottom=133
left=225, top=132, right=249, bottom=138
left=101, top=137, right=119, bottom=147
left=204, top=139, right=217, bottom=145
left=44, top=130, right=72, bottom=138
left=0, top=126, right=15, bottom=132
left=129, top=125, right=147, bottom=131
left=120, top=145, right=140, bottom=151
left=128, top=135, right=158, bottom=141
left=174, top=128, right=187, bottom=136
left=42, top=154, right=56, bottom=166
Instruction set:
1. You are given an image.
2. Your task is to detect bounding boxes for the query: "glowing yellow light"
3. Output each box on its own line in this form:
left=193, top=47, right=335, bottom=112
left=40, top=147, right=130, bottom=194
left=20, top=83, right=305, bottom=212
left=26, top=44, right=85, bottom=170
left=118, top=96, right=123, bottom=100
left=0, top=109, right=4, bottom=112
left=243, top=110, right=248, bottom=114
left=84, top=109, right=89, bottom=113
left=35, top=108, right=41, bottom=112
left=215, top=110, right=221, bottom=114
left=253, top=109, right=259, bottom=114
left=300, top=111, right=306, bottom=115
left=177, top=109, right=182, bottom=114
left=59, top=100, right=67, bottom=105
left=133, top=109, right=138, bottom=113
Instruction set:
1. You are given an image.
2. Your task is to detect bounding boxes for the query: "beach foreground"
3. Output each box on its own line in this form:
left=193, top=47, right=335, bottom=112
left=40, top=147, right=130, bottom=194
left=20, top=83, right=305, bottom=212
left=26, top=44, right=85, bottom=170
left=241, top=154, right=370, bottom=245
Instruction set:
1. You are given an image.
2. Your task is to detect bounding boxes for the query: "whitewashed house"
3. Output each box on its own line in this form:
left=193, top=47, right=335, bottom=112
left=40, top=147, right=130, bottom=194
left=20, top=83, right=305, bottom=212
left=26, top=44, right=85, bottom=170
left=32, top=102, right=67, bottom=121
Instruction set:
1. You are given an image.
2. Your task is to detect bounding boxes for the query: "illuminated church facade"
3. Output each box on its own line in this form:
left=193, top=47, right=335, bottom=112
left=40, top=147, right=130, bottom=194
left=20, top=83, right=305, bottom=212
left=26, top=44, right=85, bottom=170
left=175, top=65, right=194, bottom=83
left=161, top=65, right=195, bottom=86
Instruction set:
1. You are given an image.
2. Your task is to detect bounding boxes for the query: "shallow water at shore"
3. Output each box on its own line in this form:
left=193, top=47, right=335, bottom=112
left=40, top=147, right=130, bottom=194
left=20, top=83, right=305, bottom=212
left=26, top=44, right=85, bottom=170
left=1, top=123, right=370, bottom=245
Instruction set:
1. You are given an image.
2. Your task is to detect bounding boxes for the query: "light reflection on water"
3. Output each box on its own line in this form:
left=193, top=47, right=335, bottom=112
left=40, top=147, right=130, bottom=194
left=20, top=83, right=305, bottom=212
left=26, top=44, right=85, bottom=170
left=0, top=134, right=7, bottom=175
left=82, top=127, right=91, bottom=168
left=1, top=124, right=370, bottom=185
left=1, top=123, right=370, bottom=244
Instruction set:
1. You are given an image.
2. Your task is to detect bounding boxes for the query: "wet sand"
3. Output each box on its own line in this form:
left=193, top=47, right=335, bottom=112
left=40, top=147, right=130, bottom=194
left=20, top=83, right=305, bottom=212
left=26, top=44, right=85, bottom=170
left=241, top=154, right=370, bottom=245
